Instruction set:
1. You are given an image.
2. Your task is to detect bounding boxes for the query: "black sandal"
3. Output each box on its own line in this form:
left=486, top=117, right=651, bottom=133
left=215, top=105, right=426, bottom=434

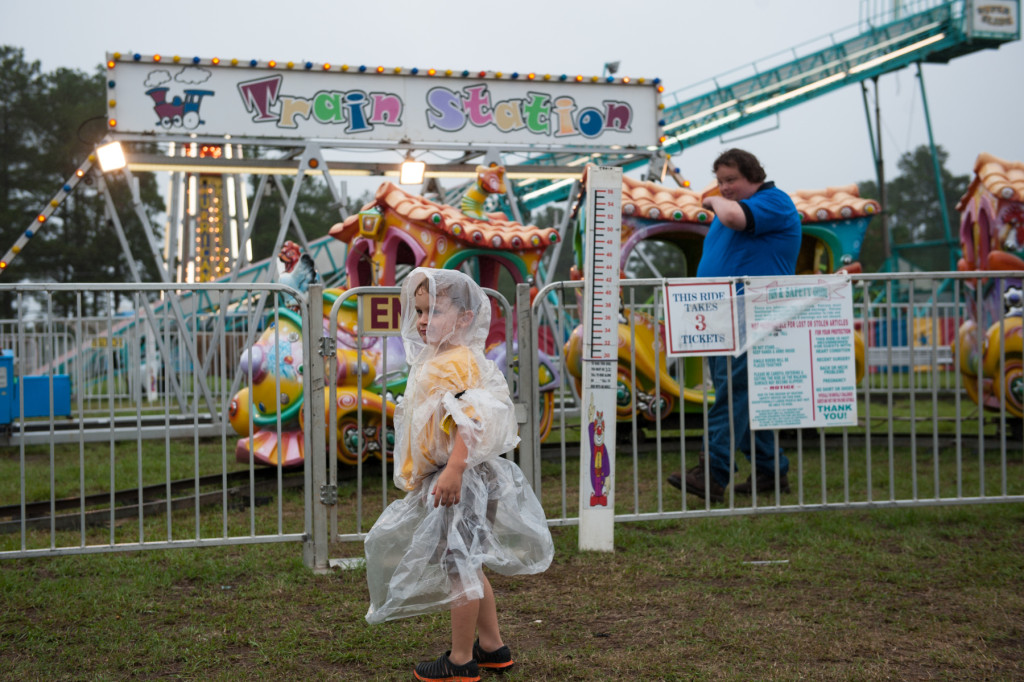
left=473, top=639, right=514, bottom=672
left=413, top=651, right=480, bottom=682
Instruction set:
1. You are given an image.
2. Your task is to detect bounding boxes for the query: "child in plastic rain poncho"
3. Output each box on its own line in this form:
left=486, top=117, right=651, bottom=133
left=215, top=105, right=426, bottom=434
left=364, top=268, right=554, bottom=681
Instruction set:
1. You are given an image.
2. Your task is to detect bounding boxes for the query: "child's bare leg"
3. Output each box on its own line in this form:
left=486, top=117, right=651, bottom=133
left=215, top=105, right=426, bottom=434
left=450, top=572, right=503, bottom=664
left=475, top=572, right=504, bottom=652
left=449, top=598, right=479, bottom=665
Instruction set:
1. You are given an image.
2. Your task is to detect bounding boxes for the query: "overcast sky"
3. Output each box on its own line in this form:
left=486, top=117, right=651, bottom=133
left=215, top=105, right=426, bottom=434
left=2, top=0, right=1021, bottom=196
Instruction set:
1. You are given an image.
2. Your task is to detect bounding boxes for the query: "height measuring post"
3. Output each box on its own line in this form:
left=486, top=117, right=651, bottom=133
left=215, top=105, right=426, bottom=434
left=578, top=166, right=622, bottom=551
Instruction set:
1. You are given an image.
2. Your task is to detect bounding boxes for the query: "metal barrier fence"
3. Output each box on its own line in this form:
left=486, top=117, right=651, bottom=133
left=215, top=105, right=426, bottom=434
left=0, top=282, right=323, bottom=563
left=306, top=271, right=1020, bottom=567
left=2, top=272, right=1021, bottom=567
left=0, top=313, right=252, bottom=422
left=520, top=272, right=1023, bottom=526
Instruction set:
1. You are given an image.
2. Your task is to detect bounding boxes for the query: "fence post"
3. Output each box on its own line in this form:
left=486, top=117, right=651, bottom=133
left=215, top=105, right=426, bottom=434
left=303, top=283, right=331, bottom=573
left=515, top=282, right=541, bottom=494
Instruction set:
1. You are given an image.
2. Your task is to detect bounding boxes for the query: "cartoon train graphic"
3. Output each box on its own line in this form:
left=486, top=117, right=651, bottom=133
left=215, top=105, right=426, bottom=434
left=145, top=87, right=214, bottom=129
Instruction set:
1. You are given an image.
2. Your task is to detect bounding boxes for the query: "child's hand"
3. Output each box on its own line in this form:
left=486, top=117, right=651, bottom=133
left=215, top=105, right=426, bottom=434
left=432, top=464, right=465, bottom=507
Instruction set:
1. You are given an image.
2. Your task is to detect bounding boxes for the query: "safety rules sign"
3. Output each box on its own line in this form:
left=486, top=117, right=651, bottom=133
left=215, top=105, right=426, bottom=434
left=743, top=275, right=858, bottom=430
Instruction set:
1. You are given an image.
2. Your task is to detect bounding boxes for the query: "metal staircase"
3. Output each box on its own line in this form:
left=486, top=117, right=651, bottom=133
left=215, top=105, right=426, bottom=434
left=514, top=0, right=1019, bottom=210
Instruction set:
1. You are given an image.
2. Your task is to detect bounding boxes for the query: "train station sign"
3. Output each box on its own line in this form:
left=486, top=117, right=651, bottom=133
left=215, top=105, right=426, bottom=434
left=106, top=54, right=663, bottom=147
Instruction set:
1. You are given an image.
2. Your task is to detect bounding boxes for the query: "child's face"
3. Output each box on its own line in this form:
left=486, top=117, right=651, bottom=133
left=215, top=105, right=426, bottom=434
left=413, top=285, right=470, bottom=346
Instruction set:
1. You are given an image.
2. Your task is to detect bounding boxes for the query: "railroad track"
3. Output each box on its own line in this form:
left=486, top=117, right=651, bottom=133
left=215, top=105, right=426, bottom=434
left=0, top=457, right=391, bottom=535
left=5, top=412, right=217, bottom=433
left=0, top=466, right=307, bottom=535
left=4, top=426, right=1018, bottom=535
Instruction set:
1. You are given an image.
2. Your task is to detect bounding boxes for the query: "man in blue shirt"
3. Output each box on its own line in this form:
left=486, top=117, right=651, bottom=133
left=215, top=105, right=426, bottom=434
left=668, top=149, right=802, bottom=501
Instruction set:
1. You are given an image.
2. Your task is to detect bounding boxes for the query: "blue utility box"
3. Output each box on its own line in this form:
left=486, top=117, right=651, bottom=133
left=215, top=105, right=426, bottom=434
left=17, top=375, right=72, bottom=419
left=0, top=350, right=12, bottom=425
left=0, top=350, right=72, bottom=425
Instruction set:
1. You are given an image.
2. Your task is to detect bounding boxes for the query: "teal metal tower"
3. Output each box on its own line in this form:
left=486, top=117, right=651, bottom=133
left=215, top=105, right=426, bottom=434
left=516, top=0, right=1020, bottom=210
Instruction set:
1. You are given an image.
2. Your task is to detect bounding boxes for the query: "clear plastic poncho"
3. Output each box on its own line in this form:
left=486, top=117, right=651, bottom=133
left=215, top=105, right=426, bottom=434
left=364, top=268, right=554, bottom=624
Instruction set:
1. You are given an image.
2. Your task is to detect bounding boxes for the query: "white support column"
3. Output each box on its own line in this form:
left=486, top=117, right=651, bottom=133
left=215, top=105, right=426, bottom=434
left=578, top=166, right=622, bottom=552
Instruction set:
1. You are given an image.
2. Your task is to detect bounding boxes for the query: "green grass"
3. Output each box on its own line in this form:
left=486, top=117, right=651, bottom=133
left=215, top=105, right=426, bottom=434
left=2, top=504, right=1023, bottom=680
left=2, top=391, right=1023, bottom=678
left=3, top=392, right=1022, bottom=552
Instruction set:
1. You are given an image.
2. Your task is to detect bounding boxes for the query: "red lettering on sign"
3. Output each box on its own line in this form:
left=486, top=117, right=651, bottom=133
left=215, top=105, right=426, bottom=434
left=365, top=296, right=399, bottom=331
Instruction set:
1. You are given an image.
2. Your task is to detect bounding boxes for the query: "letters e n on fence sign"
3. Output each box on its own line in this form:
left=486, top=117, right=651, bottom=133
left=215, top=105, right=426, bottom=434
left=359, top=294, right=401, bottom=335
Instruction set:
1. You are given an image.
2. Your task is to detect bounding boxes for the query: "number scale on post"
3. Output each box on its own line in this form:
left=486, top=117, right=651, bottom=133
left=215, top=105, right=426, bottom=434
left=579, top=165, right=622, bottom=552
left=582, top=170, right=623, bottom=362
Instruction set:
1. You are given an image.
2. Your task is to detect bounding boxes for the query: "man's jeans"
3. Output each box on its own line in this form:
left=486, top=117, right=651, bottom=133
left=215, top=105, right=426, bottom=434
left=705, top=353, right=788, bottom=486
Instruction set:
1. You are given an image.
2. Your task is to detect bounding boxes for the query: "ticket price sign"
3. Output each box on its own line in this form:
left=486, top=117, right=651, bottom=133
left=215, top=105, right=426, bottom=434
left=743, top=275, right=858, bottom=430
left=579, top=165, right=622, bottom=552
left=663, top=279, right=741, bottom=356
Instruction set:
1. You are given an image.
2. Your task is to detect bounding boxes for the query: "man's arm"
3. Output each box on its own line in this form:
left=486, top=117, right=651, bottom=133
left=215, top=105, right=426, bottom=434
left=702, top=195, right=749, bottom=231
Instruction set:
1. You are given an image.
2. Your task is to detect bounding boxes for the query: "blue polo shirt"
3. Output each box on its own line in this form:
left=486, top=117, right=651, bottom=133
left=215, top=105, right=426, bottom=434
left=696, top=182, right=802, bottom=278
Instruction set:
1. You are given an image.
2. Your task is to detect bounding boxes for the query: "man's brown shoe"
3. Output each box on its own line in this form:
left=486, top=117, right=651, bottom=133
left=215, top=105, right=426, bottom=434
left=734, top=471, right=790, bottom=495
left=668, top=455, right=707, bottom=491
left=684, top=466, right=725, bottom=502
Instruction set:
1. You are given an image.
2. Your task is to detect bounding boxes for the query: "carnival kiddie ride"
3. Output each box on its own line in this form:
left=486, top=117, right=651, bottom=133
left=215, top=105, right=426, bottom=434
left=953, top=152, right=1024, bottom=420
left=228, top=165, right=562, bottom=467
left=562, top=171, right=877, bottom=428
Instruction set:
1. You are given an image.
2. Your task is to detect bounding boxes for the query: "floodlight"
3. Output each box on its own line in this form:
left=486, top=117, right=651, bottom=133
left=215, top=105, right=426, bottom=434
left=399, top=153, right=426, bottom=185
left=848, top=33, right=946, bottom=75
left=96, top=141, right=127, bottom=172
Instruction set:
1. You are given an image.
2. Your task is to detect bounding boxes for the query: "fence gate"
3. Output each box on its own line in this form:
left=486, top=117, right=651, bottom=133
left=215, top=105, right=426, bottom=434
left=0, top=282, right=321, bottom=563
left=522, top=272, right=1024, bottom=528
